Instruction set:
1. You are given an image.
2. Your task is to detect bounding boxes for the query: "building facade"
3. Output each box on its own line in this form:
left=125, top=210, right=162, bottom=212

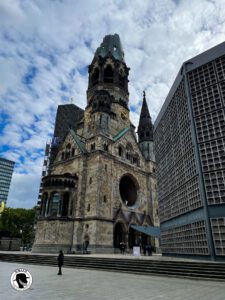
left=154, top=42, right=225, bottom=261
left=33, top=34, right=158, bottom=253
left=0, top=158, right=15, bottom=206
left=37, top=104, right=84, bottom=208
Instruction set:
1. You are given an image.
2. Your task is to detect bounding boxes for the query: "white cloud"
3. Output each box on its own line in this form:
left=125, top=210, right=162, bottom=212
left=1, top=0, right=225, bottom=207
left=7, top=173, right=40, bottom=208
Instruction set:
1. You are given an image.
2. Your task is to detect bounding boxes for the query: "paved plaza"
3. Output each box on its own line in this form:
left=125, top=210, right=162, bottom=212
left=1, top=260, right=225, bottom=300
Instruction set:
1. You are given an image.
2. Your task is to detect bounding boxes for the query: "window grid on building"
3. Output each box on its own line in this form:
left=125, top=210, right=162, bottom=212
left=155, top=81, right=202, bottom=224
left=211, top=218, right=225, bottom=256
left=160, top=221, right=209, bottom=255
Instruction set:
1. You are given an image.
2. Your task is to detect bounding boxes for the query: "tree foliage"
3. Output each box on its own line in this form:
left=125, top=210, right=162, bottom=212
left=0, top=207, right=37, bottom=246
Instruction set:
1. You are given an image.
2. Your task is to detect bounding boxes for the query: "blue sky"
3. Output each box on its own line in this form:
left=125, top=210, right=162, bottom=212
left=1, top=0, right=225, bottom=208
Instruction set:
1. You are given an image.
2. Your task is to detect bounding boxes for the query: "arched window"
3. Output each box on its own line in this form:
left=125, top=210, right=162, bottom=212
left=41, top=193, right=48, bottom=216
left=118, top=146, right=123, bottom=157
left=61, top=152, right=65, bottom=160
left=103, top=143, right=108, bottom=151
left=61, top=192, right=70, bottom=217
left=133, top=154, right=140, bottom=166
left=104, top=65, right=113, bottom=83
left=50, top=192, right=60, bottom=216
left=119, top=70, right=126, bottom=88
left=92, top=68, right=99, bottom=86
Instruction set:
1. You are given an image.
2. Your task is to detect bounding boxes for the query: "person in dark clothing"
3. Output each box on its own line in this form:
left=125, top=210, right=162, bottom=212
left=146, top=244, right=152, bottom=256
left=119, top=242, right=126, bottom=254
left=83, top=233, right=90, bottom=254
left=57, top=250, right=64, bottom=275
left=142, top=244, right=146, bottom=256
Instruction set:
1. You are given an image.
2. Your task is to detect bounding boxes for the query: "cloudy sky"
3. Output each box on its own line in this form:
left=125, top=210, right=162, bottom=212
left=1, top=0, right=225, bottom=208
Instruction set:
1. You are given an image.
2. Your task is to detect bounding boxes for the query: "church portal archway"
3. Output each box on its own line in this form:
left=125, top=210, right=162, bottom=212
left=114, top=222, right=126, bottom=248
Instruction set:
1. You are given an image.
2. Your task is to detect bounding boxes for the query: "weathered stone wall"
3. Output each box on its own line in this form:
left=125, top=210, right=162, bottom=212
left=33, top=219, right=74, bottom=253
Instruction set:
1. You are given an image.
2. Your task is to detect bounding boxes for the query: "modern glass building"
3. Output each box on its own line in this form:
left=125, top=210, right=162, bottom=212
left=0, top=158, right=15, bottom=206
left=154, top=42, right=225, bottom=261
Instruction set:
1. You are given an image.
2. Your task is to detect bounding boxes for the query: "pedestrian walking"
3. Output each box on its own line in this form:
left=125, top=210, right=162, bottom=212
left=57, top=250, right=64, bottom=275
left=142, top=244, right=146, bottom=256
left=83, top=233, right=90, bottom=254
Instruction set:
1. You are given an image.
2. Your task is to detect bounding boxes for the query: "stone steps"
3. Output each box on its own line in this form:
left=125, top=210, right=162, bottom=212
left=1, top=253, right=225, bottom=281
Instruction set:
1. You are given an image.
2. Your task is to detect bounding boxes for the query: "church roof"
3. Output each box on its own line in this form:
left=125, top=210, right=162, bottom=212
left=70, top=129, right=87, bottom=153
left=95, top=33, right=125, bottom=62
left=113, top=127, right=129, bottom=142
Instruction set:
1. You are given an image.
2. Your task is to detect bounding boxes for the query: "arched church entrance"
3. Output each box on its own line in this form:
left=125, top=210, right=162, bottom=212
left=128, top=226, right=136, bottom=248
left=114, top=222, right=126, bottom=248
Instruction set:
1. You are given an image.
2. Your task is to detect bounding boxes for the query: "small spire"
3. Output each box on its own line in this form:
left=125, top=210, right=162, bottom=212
left=138, top=92, right=153, bottom=143
left=143, top=90, right=146, bottom=101
left=140, top=91, right=151, bottom=120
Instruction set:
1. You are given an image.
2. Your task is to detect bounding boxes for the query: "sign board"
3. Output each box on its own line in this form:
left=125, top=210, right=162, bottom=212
left=133, top=246, right=141, bottom=256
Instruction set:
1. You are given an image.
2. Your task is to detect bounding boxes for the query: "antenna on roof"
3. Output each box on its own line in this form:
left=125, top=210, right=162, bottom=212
left=70, top=97, right=73, bottom=104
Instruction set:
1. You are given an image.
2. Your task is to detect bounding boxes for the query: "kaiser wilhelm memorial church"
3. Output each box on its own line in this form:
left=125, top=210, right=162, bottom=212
left=33, top=34, right=158, bottom=253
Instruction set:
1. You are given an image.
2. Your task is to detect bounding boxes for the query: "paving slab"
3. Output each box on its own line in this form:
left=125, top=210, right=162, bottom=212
left=0, top=261, right=225, bottom=300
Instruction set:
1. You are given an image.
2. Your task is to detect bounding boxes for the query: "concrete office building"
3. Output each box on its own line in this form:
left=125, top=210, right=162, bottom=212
left=154, top=42, right=225, bottom=261
left=0, top=158, right=15, bottom=206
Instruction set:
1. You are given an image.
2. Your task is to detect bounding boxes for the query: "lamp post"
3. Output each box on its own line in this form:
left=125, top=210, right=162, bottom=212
left=19, top=229, right=24, bottom=251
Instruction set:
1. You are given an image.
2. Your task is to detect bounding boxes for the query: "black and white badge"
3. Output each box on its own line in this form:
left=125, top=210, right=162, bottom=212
left=11, top=268, right=32, bottom=291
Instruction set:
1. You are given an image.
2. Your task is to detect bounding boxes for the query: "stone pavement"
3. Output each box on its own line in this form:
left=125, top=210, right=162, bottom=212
left=1, top=261, right=225, bottom=300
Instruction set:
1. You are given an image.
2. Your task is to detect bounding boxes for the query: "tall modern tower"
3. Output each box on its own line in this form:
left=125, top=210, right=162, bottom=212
left=0, top=158, right=15, bottom=206
left=154, top=42, right=225, bottom=261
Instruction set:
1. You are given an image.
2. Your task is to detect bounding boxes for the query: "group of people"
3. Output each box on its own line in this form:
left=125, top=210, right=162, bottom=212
left=119, top=241, right=154, bottom=256
left=142, top=244, right=153, bottom=256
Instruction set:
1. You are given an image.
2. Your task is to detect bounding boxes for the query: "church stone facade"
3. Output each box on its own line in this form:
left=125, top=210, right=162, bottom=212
left=33, top=34, right=158, bottom=253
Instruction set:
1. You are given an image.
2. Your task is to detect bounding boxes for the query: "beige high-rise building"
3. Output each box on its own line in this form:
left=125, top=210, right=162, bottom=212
left=33, top=34, right=158, bottom=253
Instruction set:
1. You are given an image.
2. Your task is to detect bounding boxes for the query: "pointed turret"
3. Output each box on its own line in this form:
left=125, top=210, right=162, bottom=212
left=138, top=92, right=154, bottom=161
left=138, top=91, right=153, bottom=143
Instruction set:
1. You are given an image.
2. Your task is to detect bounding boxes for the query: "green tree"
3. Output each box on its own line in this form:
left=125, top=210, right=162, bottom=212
left=0, top=207, right=37, bottom=248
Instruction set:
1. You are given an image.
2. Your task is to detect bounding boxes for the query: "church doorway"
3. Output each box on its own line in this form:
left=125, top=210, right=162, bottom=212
left=128, top=226, right=136, bottom=248
left=114, top=222, right=126, bottom=248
